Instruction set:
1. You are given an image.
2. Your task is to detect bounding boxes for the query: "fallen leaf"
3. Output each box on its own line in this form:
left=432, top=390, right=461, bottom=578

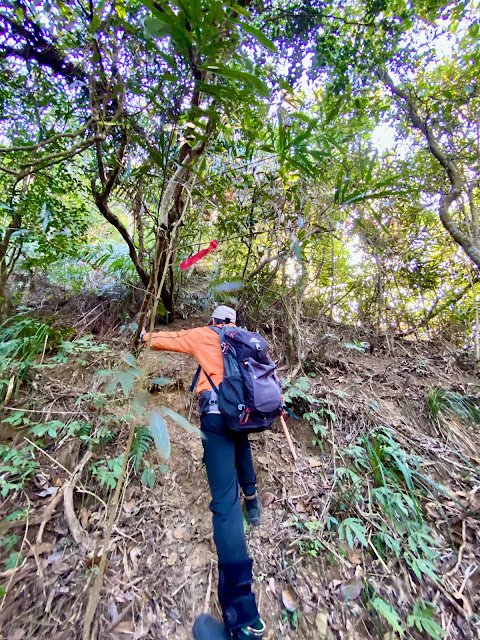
left=452, top=591, right=473, bottom=617
left=282, top=586, right=298, bottom=612
left=129, top=547, right=141, bottom=572
left=84, top=553, right=103, bottom=570
left=167, top=552, right=178, bottom=566
left=187, top=543, right=211, bottom=569
left=80, top=507, right=90, bottom=528
left=257, top=456, right=269, bottom=466
left=115, top=620, right=135, bottom=633
left=52, top=477, right=63, bottom=487
left=268, top=577, right=276, bottom=596
left=37, top=487, right=59, bottom=497
left=261, top=492, right=276, bottom=507
left=338, top=577, right=363, bottom=601
left=26, top=542, right=53, bottom=557
left=123, top=499, right=136, bottom=514
left=109, top=600, right=119, bottom=622
left=308, top=457, right=322, bottom=468
left=339, top=542, right=363, bottom=565
left=296, top=499, right=307, bottom=514
left=315, top=610, right=328, bottom=637
left=173, top=528, right=185, bottom=540
left=51, top=561, right=71, bottom=574
left=182, top=529, right=192, bottom=542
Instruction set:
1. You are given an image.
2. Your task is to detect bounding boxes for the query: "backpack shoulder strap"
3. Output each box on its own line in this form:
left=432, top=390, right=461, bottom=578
left=190, top=325, right=222, bottom=394
left=190, top=365, right=220, bottom=394
left=190, top=365, right=202, bottom=393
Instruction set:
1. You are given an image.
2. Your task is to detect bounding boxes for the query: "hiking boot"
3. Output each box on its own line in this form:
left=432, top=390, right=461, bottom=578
left=243, top=493, right=262, bottom=527
left=193, top=614, right=265, bottom=640
left=232, top=618, right=265, bottom=639
left=193, top=613, right=229, bottom=640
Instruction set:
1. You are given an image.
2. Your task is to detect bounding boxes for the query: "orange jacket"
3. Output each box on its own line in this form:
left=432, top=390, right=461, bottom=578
left=143, top=323, right=235, bottom=393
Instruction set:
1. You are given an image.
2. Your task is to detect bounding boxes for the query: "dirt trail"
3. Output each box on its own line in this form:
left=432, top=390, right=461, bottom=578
left=1, top=316, right=479, bottom=639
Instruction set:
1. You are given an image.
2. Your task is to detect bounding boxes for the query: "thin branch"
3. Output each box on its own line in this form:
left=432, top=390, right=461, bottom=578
left=397, top=281, right=476, bottom=337
left=378, top=69, right=480, bottom=268
left=246, top=224, right=332, bottom=281
left=0, top=136, right=104, bottom=180
left=0, top=121, right=92, bottom=154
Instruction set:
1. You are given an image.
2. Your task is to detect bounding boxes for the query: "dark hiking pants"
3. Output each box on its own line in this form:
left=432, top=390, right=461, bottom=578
left=200, top=413, right=260, bottom=631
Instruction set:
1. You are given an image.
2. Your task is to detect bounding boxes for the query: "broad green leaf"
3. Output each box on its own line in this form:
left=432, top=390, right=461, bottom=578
left=150, top=377, right=173, bottom=385
left=4, top=552, right=23, bottom=571
left=240, top=22, right=277, bottom=52
left=121, top=353, right=137, bottom=368
left=118, top=370, right=136, bottom=396
left=141, top=466, right=155, bottom=488
left=159, top=407, right=202, bottom=436
left=131, top=390, right=148, bottom=417
left=204, top=65, right=270, bottom=98
left=150, top=410, right=171, bottom=459
left=407, top=602, right=445, bottom=640
left=342, top=189, right=411, bottom=206
left=371, top=597, right=404, bottom=636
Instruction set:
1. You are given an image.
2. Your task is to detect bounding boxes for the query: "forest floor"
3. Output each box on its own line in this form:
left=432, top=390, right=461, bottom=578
left=0, top=296, right=480, bottom=640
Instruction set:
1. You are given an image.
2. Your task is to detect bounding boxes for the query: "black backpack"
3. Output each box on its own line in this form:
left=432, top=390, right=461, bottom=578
left=193, top=325, right=282, bottom=432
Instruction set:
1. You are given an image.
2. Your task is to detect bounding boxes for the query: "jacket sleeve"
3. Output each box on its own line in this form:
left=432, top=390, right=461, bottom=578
left=143, top=328, right=200, bottom=356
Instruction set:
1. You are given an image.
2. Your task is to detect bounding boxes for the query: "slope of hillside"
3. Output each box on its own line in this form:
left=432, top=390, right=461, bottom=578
left=0, top=313, right=479, bottom=640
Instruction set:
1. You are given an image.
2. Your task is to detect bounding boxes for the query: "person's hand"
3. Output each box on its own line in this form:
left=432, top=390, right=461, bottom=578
left=140, top=326, right=147, bottom=344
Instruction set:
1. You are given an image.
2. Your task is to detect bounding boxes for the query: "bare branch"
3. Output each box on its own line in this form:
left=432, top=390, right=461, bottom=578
left=0, top=121, right=92, bottom=154
left=378, top=69, right=480, bottom=268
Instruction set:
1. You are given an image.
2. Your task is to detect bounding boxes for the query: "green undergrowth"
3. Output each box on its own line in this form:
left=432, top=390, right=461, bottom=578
left=283, top=378, right=469, bottom=639
left=0, top=313, right=110, bottom=403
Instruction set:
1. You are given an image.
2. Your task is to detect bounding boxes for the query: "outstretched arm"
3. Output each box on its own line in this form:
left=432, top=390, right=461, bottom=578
left=141, top=326, right=201, bottom=355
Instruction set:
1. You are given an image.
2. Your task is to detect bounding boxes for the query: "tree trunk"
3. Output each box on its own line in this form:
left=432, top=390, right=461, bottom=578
left=0, top=210, right=22, bottom=315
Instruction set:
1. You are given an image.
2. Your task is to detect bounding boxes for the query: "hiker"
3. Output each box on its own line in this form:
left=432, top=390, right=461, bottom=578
left=142, top=305, right=282, bottom=640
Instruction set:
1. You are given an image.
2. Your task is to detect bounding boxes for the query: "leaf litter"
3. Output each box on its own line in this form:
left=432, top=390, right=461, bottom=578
left=0, top=315, right=479, bottom=639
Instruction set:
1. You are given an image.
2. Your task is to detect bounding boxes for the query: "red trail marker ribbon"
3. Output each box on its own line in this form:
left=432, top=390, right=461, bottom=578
left=180, top=239, right=218, bottom=271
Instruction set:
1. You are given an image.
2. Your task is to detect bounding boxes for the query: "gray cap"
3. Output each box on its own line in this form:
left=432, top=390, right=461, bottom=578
left=211, top=305, right=236, bottom=324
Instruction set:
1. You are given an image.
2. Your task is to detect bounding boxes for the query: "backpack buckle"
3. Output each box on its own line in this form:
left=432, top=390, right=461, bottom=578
left=240, top=408, right=251, bottom=425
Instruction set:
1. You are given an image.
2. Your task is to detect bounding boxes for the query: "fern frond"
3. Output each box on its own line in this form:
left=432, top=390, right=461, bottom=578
left=131, top=426, right=153, bottom=471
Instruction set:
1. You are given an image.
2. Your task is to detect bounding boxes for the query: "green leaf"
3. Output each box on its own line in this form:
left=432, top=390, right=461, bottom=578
left=407, top=602, right=445, bottom=640
left=159, top=407, right=202, bottom=436
left=204, top=65, right=270, bottom=98
left=131, top=390, right=148, bottom=417
left=292, top=242, right=302, bottom=264
left=338, top=518, right=368, bottom=547
left=240, top=22, right=277, bottom=52
left=4, top=510, right=26, bottom=522
left=150, top=411, right=171, bottom=459
left=0, top=534, right=18, bottom=551
left=150, top=377, right=173, bottom=386
left=141, top=465, right=155, bottom=488
left=4, top=551, right=23, bottom=571
left=142, top=10, right=192, bottom=55
left=371, top=597, right=404, bottom=636
left=118, top=370, right=136, bottom=396
left=121, top=353, right=138, bottom=368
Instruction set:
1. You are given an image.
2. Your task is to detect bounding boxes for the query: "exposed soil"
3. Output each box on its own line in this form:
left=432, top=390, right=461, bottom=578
left=1, top=314, right=479, bottom=640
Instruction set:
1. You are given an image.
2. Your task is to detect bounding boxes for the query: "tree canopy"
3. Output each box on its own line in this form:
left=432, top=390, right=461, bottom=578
left=0, top=0, right=479, bottom=343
